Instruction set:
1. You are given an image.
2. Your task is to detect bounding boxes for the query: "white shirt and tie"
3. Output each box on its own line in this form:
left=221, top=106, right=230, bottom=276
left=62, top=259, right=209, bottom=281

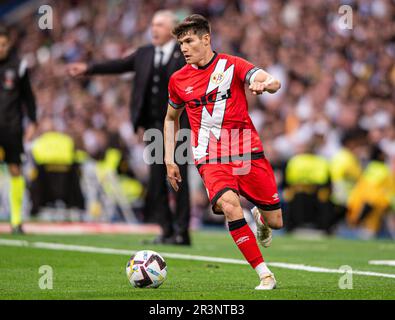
left=154, top=39, right=177, bottom=68
left=151, top=39, right=177, bottom=94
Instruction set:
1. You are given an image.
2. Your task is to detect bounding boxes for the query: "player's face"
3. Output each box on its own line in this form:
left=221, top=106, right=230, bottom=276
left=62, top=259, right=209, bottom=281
left=151, top=15, right=173, bottom=46
left=178, top=32, right=210, bottom=65
left=0, top=36, right=10, bottom=60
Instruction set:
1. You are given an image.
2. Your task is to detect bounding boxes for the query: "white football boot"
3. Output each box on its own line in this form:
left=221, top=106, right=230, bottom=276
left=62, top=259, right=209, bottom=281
left=255, top=273, right=277, bottom=290
left=251, top=206, right=272, bottom=248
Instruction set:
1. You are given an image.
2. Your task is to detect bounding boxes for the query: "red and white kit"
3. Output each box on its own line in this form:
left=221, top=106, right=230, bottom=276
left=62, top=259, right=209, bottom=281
left=168, top=52, right=280, bottom=212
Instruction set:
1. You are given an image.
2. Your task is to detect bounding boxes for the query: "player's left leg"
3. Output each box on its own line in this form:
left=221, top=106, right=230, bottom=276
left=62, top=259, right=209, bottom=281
left=258, top=208, right=283, bottom=229
left=237, top=157, right=283, bottom=249
left=252, top=207, right=283, bottom=248
left=8, top=163, right=25, bottom=234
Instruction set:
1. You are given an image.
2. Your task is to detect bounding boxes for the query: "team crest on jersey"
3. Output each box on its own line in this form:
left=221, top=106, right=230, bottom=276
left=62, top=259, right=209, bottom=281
left=3, top=69, right=16, bottom=90
left=211, top=72, right=224, bottom=85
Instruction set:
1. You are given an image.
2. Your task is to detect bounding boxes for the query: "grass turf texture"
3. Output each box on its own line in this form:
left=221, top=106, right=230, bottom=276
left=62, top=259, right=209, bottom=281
left=0, top=232, right=395, bottom=300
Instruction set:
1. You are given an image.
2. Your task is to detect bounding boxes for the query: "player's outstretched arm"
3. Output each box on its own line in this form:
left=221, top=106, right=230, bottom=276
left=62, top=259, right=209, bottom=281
left=164, top=104, right=184, bottom=192
left=67, top=51, right=136, bottom=77
left=249, top=69, right=281, bottom=95
left=67, top=62, right=88, bottom=77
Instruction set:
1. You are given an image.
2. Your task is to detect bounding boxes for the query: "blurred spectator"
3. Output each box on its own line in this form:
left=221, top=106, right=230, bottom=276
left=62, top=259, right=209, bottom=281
left=329, top=128, right=366, bottom=228
left=347, top=145, right=395, bottom=238
left=283, top=140, right=334, bottom=233
left=29, top=118, right=85, bottom=217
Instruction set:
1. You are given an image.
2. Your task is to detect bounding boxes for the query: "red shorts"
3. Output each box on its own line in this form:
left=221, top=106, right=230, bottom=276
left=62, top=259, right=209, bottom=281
left=197, top=157, right=280, bottom=214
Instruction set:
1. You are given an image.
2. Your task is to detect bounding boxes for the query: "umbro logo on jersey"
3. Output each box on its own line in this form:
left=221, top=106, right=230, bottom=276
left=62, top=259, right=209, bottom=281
left=185, top=86, right=194, bottom=94
left=236, top=236, right=250, bottom=245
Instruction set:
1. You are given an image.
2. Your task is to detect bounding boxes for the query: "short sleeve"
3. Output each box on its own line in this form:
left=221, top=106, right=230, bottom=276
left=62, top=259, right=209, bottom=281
left=168, top=76, right=185, bottom=109
left=234, top=56, right=261, bottom=85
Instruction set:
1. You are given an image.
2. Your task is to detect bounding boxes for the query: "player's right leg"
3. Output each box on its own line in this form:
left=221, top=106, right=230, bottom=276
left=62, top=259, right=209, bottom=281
left=8, top=163, right=25, bottom=234
left=215, top=190, right=276, bottom=290
left=2, top=133, right=26, bottom=235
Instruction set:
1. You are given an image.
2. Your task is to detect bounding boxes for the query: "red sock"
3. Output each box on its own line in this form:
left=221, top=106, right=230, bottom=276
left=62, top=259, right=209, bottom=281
left=228, top=218, right=264, bottom=269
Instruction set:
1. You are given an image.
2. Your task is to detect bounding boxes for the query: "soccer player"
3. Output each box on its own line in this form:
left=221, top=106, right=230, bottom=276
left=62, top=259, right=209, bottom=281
left=164, top=15, right=283, bottom=290
left=0, top=27, right=37, bottom=234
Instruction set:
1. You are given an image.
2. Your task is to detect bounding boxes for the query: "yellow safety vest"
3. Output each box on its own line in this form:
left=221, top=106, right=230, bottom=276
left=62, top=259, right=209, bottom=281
left=286, top=154, right=330, bottom=186
left=330, top=148, right=362, bottom=182
left=32, top=132, right=75, bottom=165
left=347, top=161, right=395, bottom=232
left=330, top=148, right=362, bottom=205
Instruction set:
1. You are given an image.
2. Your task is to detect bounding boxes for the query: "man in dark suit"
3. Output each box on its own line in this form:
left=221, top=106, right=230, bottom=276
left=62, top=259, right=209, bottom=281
left=68, top=10, right=191, bottom=245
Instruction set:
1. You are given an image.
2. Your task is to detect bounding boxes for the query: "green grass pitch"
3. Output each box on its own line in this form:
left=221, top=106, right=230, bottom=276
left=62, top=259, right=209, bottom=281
left=0, top=231, right=395, bottom=300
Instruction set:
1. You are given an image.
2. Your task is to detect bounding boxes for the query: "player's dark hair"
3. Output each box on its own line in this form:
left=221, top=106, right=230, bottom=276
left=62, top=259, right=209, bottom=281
left=370, top=144, right=385, bottom=162
left=341, top=128, right=367, bottom=146
left=0, top=26, right=9, bottom=39
left=172, top=14, right=210, bottom=39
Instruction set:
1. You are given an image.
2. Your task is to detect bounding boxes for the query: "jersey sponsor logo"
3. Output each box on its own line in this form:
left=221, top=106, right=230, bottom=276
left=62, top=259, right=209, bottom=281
left=192, top=59, right=235, bottom=160
left=190, top=88, right=231, bottom=108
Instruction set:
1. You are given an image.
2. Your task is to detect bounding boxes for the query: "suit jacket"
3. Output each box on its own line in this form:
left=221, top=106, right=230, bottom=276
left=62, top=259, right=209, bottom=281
left=87, top=44, right=186, bottom=132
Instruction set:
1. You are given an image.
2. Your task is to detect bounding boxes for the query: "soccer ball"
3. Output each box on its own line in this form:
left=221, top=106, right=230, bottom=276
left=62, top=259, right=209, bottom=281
left=126, top=250, right=167, bottom=288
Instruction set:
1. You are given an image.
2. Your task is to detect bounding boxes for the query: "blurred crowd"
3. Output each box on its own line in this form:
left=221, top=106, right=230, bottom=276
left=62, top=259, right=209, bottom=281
left=2, top=0, right=395, bottom=237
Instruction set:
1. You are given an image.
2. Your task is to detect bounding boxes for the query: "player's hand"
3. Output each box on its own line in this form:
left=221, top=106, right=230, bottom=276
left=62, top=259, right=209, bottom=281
left=249, top=81, right=266, bottom=95
left=67, top=62, right=88, bottom=77
left=166, top=163, right=182, bottom=192
left=24, top=122, right=37, bottom=142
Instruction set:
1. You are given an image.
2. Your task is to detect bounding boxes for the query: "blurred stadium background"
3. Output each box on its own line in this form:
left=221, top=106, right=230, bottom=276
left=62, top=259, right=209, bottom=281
left=0, top=0, right=394, bottom=240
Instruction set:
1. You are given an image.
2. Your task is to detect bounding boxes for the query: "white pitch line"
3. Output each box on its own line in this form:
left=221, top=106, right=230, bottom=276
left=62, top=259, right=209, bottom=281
left=1, top=238, right=395, bottom=279
left=369, top=260, right=395, bottom=267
